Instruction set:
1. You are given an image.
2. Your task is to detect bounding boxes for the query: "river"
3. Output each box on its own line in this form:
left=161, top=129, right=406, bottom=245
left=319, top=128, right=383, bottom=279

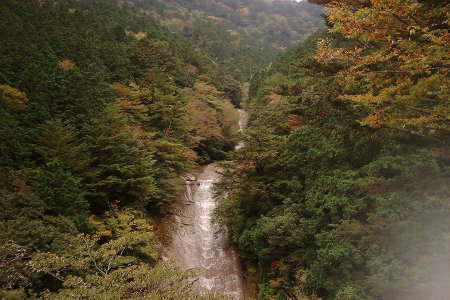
left=165, top=109, right=249, bottom=299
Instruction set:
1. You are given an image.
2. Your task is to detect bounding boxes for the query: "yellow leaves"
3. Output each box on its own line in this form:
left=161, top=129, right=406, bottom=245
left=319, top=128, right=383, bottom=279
left=430, top=31, right=450, bottom=46
left=111, top=82, right=134, bottom=97
left=111, top=83, right=150, bottom=123
left=30, top=208, right=161, bottom=293
left=115, top=98, right=149, bottom=121
left=185, top=79, right=239, bottom=141
left=359, top=107, right=389, bottom=129
left=125, top=30, right=147, bottom=40
left=327, top=0, right=426, bottom=43
left=405, top=75, right=448, bottom=101
left=326, top=2, right=356, bottom=38
left=28, top=252, right=72, bottom=278
left=221, top=98, right=240, bottom=137
left=342, top=94, right=384, bottom=106
left=154, top=139, right=197, bottom=162
left=0, top=84, right=28, bottom=110
left=186, top=95, right=222, bottom=139
left=319, top=0, right=449, bottom=135
left=369, top=0, right=423, bottom=17
left=315, top=39, right=362, bottom=66
left=341, top=79, right=406, bottom=106
left=290, top=269, right=322, bottom=300
left=192, top=80, right=221, bottom=97
left=399, top=115, right=447, bottom=130
left=269, top=278, right=284, bottom=289
left=129, top=126, right=156, bottom=146
left=88, top=215, right=112, bottom=238
left=345, top=74, right=448, bottom=131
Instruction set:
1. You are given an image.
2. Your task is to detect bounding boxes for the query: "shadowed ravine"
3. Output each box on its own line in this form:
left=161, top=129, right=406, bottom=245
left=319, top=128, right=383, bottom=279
left=166, top=109, right=249, bottom=299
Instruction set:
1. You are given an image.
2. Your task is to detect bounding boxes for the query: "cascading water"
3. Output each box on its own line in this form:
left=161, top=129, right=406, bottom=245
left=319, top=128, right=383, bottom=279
left=235, top=109, right=248, bottom=150
left=166, top=109, right=249, bottom=299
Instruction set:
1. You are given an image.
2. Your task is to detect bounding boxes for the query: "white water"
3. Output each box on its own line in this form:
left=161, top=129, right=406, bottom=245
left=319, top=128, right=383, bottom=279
left=166, top=109, right=248, bottom=299
left=235, top=109, right=248, bottom=150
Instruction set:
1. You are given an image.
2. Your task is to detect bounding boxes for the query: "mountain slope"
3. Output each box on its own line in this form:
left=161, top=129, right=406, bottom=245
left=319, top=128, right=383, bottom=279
left=129, top=0, right=324, bottom=80
left=0, top=0, right=240, bottom=297
left=215, top=0, right=450, bottom=298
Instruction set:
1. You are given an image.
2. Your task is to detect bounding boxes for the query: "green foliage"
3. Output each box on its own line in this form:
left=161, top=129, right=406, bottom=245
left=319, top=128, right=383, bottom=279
left=0, top=85, right=29, bottom=170
left=0, top=242, right=32, bottom=292
left=137, top=0, right=324, bottom=81
left=82, top=106, right=159, bottom=212
left=316, top=0, right=450, bottom=137
left=28, top=209, right=207, bottom=299
left=5, top=0, right=446, bottom=299
left=0, top=0, right=239, bottom=297
left=0, top=187, right=79, bottom=252
left=216, top=31, right=450, bottom=299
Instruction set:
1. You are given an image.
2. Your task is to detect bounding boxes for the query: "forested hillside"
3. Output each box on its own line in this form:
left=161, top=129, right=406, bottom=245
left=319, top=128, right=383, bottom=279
left=216, top=0, right=450, bottom=299
left=1, top=0, right=449, bottom=299
left=131, top=0, right=324, bottom=80
left=0, top=0, right=239, bottom=298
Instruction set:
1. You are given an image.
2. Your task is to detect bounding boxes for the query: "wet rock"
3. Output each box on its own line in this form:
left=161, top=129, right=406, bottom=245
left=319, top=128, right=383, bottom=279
left=184, top=175, right=197, bottom=182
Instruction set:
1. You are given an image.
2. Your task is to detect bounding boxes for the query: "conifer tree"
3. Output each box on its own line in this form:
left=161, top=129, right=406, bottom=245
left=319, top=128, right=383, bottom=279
left=316, top=0, right=449, bottom=138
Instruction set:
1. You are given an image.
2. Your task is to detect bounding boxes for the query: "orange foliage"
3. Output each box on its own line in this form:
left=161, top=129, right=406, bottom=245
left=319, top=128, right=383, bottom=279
left=185, top=80, right=239, bottom=142
left=111, top=83, right=149, bottom=123
left=12, top=178, right=33, bottom=192
left=287, top=114, right=304, bottom=132
left=316, top=0, right=450, bottom=136
left=268, top=93, right=282, bottom=105
left=58, top=59, right=76, bottom=70
left=187, top=64, right=199, bottom=74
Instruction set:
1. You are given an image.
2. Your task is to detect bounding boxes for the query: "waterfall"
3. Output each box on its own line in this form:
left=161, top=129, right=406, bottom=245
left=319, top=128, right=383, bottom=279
left=166, top=109, right=249, bottom=299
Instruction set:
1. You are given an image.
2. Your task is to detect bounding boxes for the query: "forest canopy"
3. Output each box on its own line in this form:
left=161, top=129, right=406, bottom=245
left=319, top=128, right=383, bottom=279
left=0, top=0, right=242, bottom=298
left=0, top=0, right=448, bottom=299
left=216, top=0, right=449, bottom=299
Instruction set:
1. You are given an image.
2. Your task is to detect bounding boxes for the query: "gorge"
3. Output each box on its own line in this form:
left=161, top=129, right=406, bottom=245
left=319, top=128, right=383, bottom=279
left=0, top=0, right=448, bottom=299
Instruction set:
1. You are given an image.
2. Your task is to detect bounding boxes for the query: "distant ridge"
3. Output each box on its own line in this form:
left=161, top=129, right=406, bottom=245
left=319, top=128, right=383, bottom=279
left=128, top=0, right=324, bottom=79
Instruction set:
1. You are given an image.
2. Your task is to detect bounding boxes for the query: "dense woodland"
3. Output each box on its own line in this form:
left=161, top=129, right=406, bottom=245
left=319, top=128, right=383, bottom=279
left=0, top=0, right=241, bottom=298
left=139, top=0, right=324, bottom=80
left=0, top=0, right=449, bottom=299
left=216, top=0, right=450, bottom=299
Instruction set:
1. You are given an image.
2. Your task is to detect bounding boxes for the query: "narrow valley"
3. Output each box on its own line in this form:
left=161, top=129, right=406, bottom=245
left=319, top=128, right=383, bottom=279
left=0, top=0, right=448, bottom=300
